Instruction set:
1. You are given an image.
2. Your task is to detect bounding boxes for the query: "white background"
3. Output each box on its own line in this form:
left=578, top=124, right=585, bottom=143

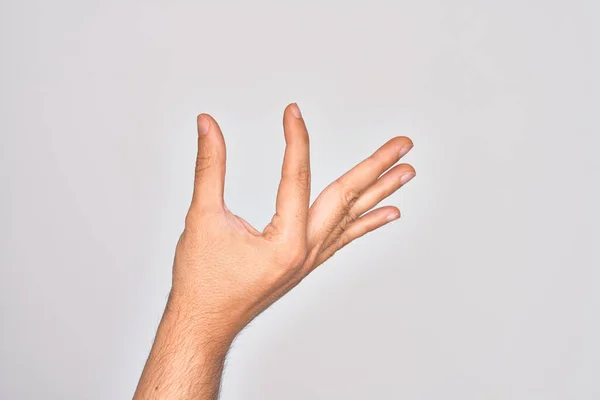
left=1, top=1, right=599, bottom=398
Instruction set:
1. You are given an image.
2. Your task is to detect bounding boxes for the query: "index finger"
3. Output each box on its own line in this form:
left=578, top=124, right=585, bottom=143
left=271, top=103, right=311, bottom=238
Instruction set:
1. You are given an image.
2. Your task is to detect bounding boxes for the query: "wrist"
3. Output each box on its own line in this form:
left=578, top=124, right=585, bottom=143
left=164, top=290, right=239, bottom=351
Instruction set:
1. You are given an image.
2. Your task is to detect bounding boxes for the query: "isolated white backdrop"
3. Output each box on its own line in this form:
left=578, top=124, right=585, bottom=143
left=1, top=1, right=599, bottom=399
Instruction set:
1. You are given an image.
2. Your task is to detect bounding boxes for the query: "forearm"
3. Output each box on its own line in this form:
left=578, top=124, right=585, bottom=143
left=133, top=296, right=235, bottom=400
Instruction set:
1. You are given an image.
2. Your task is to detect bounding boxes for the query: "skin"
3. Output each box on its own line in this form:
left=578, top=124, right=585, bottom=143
left=133, top=103, right=415, bottom=399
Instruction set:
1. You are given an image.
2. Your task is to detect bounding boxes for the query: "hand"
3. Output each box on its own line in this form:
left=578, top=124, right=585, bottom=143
left=170, top=103, right=415, bottom=340
left=134, top=103, right=415, bottom=399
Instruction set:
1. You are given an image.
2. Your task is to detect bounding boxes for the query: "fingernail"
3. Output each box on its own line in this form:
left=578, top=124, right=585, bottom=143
left=197, top=115, right=210, bottom=136
left=399, top=143, right=413, bottom=158
left=290, top=103, right=302, bottom=119
left=387, top=212, right=401, bottom=222
left=400, top=172, right=415, bottom=185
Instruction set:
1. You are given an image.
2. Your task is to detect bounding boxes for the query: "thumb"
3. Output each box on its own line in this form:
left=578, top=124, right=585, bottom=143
left=191, top=114, right=226, bottom=210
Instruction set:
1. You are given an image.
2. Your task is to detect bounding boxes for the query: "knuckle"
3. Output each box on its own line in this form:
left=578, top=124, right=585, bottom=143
left=287, top=247, right=308, bottom=269
left=184, top=206, right=220, bottom=232
left=266, top=245, right=307, bottom=284
left=345, top=207, right=360, bottom=225
left=337, top=180, right=360, bottom=210
left=277, top=243, right=308, bottom=270
left=294, top=164, right=311, bottom=188
left=195, top=154, right=214, bottom=175
left=184, top=208, right=202, bottom=229
left=338, top=232, right=352, bottom=248
left=262, top=224, right=279, bottom=241
left=337, top=209, right=359, bottom=233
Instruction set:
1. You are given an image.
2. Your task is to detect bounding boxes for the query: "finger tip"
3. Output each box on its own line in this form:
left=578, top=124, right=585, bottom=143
left=285, top=102, right=303, bottom=119
left=387, top=210, right=401, bottom=222
left=394, top=136, right=414, bottom=152
left=395, top=163, right=416, bottom=173
left=196, top=114, right=211, bottom=136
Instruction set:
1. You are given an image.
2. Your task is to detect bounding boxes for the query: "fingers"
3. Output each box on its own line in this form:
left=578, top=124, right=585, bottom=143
left=269, top=103, right=311, bottom=239
left=191, top=114, right=227, bottom=210
left=313, top=206, right=400, bottom=268
left=349, top=164, right=415, bottom=218
left=335, top=136, right=413, bottom=205
left=307, top=136, right=413, bottom=249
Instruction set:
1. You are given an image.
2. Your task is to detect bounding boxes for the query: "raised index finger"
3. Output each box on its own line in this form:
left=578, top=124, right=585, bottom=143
left=271, top=103, right=311, bottom=238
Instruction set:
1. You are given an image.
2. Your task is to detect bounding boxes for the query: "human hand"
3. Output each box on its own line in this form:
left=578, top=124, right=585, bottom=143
left=169, top=103, right=415, bottom=343
left=134, top=103, right=415, bottom=399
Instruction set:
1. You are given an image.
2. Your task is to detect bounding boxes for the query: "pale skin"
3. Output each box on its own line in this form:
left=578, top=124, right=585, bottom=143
left=133, top=103, right=415, bottom=399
